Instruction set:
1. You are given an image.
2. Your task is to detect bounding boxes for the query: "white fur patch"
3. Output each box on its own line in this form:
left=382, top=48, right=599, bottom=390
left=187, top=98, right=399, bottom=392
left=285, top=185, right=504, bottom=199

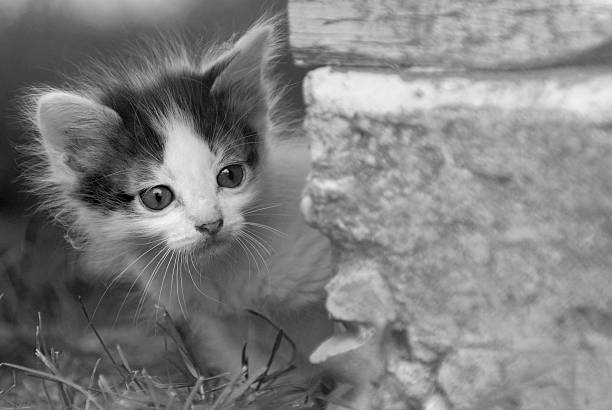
left=131, top=111, right=257, bottom=251
left=162, top=114, right=220, bottom=223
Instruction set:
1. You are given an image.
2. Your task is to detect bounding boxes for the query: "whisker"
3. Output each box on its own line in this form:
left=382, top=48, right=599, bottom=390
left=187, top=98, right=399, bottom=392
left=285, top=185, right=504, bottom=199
left=172, top=255, right=186, bottom=319
left=247, top=226, right=277, bottom=247
left=134, top=246, right=173, bottom=322
left=187, top=251, right=202, bottom=287
left=184, top=250, right=223, bottom=304
left=237, top=231, right=268, bottom=278
left=243, top=203, right=283, bottom=215
left=168, top=254, right=176, bottom=312
left=155, top=248, right=173, bottom=320
left=92, top=239, right=165, bottom=320
left=243, top=221, right=287, bottom=238
left=172, top=251, right=183, bottom=317
left=177, top=252, right=188, bottom=318
left=113, top=245, right=167, bottom=325
left=242, top=228, right=273, bottom=256
left=234, top=235, right=255, bottom=280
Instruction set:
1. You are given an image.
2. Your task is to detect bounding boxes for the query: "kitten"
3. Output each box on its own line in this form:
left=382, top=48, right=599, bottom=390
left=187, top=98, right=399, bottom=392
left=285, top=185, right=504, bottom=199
left=23, top=18, right=335, bottom=385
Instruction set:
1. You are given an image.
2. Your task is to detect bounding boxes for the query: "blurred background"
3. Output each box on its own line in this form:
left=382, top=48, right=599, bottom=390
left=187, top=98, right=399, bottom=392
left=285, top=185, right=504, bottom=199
left=0, top=0, right=306, bottom=248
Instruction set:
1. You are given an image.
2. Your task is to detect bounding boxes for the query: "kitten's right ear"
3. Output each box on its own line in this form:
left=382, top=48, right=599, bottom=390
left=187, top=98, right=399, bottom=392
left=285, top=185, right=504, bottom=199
left=207, top=20, right=279, bottom=120
left=36, top=92, right=122, bottom=174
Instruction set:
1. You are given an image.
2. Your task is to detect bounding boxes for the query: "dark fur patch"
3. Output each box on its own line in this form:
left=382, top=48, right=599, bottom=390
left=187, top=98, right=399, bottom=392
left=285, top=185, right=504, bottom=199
left=117, top=70, right=261, bottom=164
left=75, top=69, right=261, bottom=212
left=73, top=91, right=165, bottom=211
left=75, top=171, right=135, bottom=212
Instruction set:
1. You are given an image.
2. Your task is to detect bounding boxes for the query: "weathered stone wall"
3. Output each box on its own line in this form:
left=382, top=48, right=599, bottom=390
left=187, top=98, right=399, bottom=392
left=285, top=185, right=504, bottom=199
left=291, top=2, right=612, bottom=409
left=300, top=67, right=612, bottom=409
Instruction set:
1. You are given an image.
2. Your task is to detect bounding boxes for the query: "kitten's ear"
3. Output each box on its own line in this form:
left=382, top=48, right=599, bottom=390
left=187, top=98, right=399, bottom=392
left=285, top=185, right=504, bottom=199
left=36, top=92, right=122, bottom=175
left=209, top=21, right=279, bottom=118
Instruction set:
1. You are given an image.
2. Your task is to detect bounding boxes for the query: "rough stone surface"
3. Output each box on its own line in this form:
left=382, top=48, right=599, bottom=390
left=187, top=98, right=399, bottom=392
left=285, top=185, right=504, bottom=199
left=301, top=67, right=612, bottom=409
left=289, top=0, right=612, bottom=69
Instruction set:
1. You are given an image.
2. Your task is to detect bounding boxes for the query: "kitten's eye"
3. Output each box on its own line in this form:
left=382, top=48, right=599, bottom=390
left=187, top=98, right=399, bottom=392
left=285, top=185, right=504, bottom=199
left=139, top=185, right=174, bottom=211
left=217, top=164, right=244, bottom=188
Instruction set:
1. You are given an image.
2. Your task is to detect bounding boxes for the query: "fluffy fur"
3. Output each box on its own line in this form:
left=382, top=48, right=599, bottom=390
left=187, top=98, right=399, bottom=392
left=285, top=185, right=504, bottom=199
left=22, top=17, right=334, bottom=383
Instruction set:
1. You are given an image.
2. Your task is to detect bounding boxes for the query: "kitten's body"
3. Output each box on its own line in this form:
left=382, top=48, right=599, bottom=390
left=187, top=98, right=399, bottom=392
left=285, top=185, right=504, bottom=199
left=134, top=136, right=333, bottom=374
left=112, top=134, right=332, bottom=375
left=23, top=19, right=334, bottom=384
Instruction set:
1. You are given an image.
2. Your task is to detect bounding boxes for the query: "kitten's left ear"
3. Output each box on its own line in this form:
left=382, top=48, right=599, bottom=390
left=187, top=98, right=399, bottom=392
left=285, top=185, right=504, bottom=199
left=209, top=20, right=280, bottom=117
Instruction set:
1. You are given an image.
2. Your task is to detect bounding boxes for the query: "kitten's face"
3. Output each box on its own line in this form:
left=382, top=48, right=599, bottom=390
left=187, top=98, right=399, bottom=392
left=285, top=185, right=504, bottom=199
left=64, top=69, right=264, bottom=254
left=124, top=108, right=260, bottom=252
left=34, top=23, right=275, bottom=256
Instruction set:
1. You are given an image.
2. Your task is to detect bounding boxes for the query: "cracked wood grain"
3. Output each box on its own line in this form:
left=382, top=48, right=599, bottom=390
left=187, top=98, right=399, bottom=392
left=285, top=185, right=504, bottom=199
left=289, top=0, right=612, bottom=68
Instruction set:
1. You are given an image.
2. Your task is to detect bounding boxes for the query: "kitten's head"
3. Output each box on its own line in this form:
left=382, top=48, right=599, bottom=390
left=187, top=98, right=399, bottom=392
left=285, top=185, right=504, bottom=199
left=26, top=19, right=283, bottom=257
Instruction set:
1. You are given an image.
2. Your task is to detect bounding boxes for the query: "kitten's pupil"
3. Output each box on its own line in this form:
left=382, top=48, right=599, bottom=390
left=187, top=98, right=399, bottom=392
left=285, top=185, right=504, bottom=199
left=140, top=185, right=173, bottom=211
left=217, top=164, right=244, bottom=188
left=154, top=190, right=162, bottom=202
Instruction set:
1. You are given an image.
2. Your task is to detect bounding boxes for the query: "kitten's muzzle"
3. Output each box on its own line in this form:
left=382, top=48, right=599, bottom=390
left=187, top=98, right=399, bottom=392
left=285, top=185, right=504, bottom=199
left=195, top=219, right=224, bottom=236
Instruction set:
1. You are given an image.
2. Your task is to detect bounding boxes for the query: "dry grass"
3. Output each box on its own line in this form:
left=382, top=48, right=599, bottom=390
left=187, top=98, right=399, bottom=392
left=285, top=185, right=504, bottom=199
left=0, top=218, right=333, bottom=410
left=0, top=310, right=326, bottom=410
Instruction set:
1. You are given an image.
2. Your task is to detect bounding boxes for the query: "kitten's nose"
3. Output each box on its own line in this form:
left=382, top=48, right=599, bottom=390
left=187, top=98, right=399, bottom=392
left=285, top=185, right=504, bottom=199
left=195, top=219, right=223, bottom=236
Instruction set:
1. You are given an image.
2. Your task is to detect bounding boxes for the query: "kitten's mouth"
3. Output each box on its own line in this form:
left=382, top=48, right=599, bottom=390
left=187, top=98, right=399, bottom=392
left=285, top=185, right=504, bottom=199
left=169, top=229, right=237, bottom=254
left=191, top=234, right=232, bottom=253
left=167, top=237, right=222, bottom=252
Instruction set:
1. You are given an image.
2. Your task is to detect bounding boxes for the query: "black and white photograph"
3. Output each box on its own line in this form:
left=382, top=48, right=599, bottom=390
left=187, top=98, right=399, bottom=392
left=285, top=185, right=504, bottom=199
left=1, top=1, right=611, bottom=409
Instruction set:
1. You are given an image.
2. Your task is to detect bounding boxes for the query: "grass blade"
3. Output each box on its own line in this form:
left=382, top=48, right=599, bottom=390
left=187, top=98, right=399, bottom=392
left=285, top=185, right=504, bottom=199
left=0, top=362, right=103, bottom=410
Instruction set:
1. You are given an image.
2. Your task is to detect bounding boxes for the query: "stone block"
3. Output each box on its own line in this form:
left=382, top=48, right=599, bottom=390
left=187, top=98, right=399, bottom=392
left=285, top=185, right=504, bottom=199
left=301, top=66, right=612, bottom=409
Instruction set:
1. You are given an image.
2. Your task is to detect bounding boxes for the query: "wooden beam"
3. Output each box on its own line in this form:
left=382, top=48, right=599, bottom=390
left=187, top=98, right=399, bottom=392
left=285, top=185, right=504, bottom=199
left=288, top=0, right=612, bottom=69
